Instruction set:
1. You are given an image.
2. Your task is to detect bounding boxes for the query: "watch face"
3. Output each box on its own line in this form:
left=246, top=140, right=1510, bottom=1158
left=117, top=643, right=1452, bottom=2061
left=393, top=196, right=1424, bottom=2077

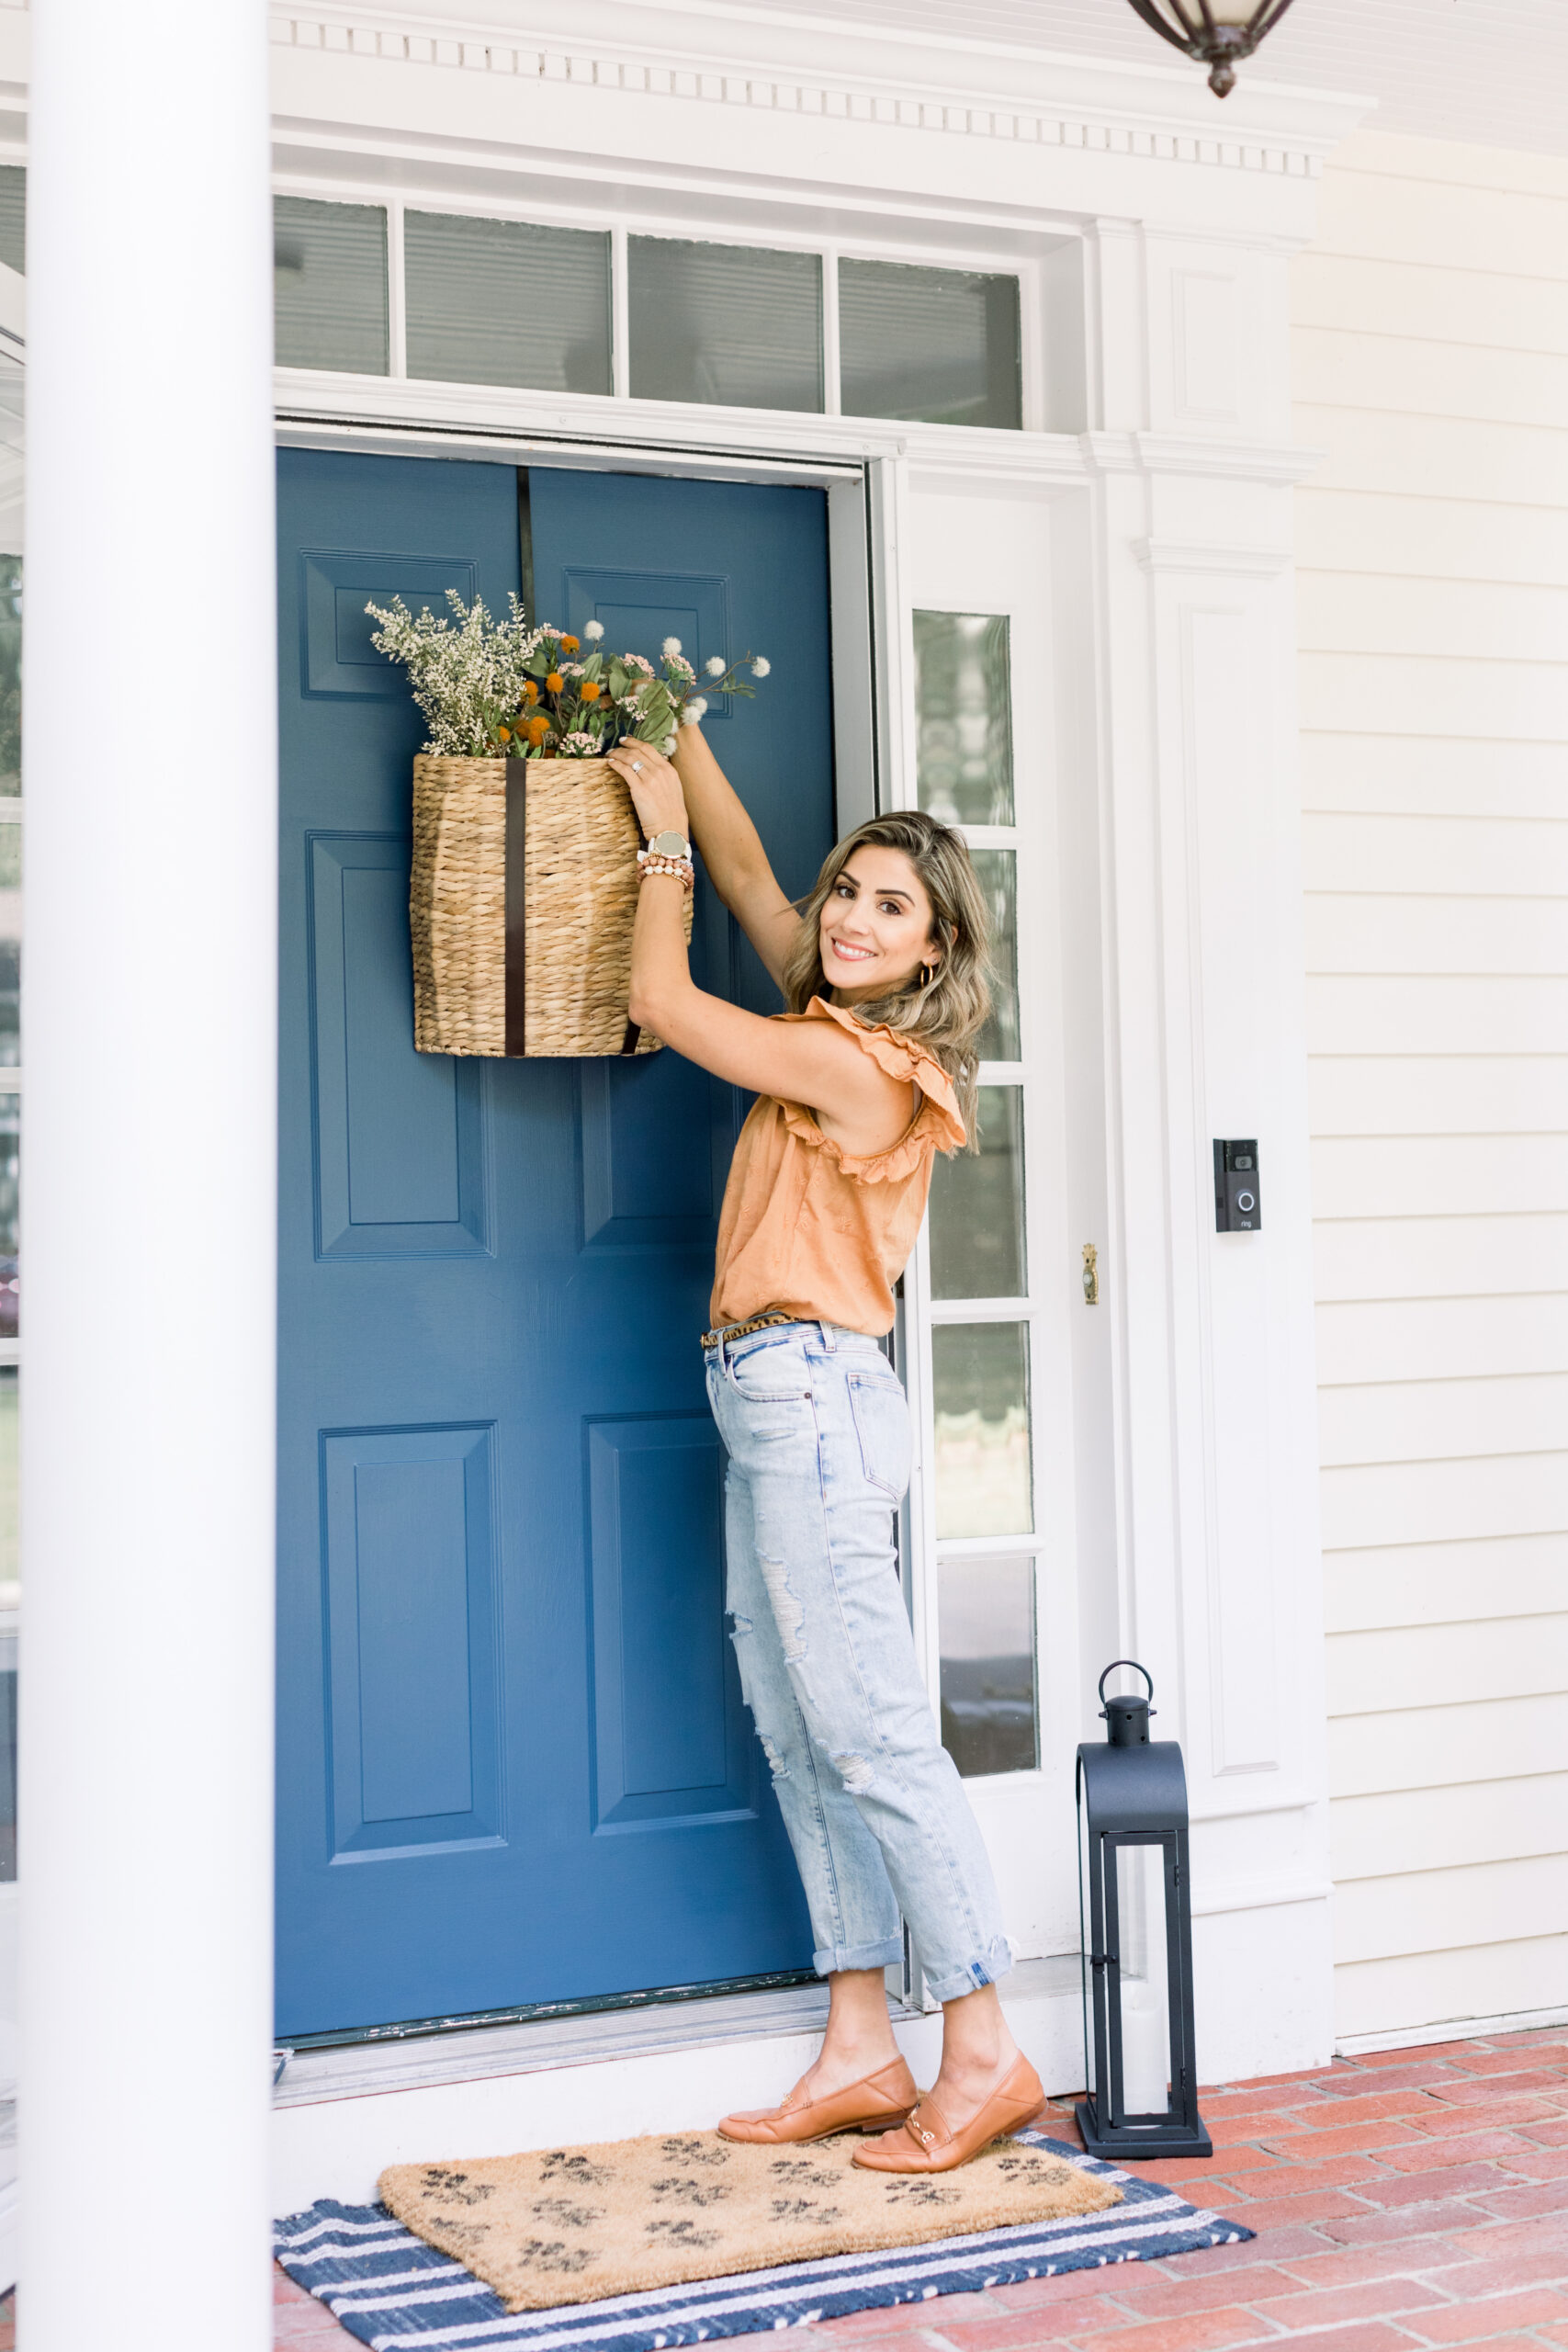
left=649, top=831, right=690, bottom=858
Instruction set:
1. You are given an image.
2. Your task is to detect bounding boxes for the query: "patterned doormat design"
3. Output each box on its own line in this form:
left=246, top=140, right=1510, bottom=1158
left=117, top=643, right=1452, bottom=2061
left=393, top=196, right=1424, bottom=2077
left=275, top=2132, right=1256, bottom=2352
left=378, top=2124, right=1121, bottom=2309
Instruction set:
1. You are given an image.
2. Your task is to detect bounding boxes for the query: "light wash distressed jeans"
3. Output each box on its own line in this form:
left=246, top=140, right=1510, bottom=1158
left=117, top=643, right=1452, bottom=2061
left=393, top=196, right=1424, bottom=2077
left=705, top=1317, right=1013, bottom=2004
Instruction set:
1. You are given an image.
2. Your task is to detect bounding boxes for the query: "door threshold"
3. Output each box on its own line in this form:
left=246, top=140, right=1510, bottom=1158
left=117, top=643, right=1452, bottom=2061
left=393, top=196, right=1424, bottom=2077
left=275, top=1973, right=896, bottom=2109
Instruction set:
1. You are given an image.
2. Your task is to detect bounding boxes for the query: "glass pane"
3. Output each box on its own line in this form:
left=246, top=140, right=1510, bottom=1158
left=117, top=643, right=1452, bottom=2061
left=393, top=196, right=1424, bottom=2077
left=931, top=1321, right=1032, bottom=1538
left=0, top=946, right=16, bottom=1070
left=1115, top=1842, right=1172, bottom=2118
left=0, top=1095, right=15, bottom=1331
left=273, top=197, right=389, bottom=375
left=0, top=827, right=16, bottom=890
left=940, top=1555, right=1037, bottom=1778
left=0, top=167, right=21, bottom=277
left=406, top=212, right=612, bottom=394
left=930, top=1086, right=1025, bottom=1301
left=0, top=1366, right=14, bottom=1589
left=840, top=260, right=1021, bottom=428
left=973, top=848, right=1019, bottom=1062
left=628, top=237, right=822, bottom=413
left=0, top=559, right=17, bottom=797
left=914, top=611, right=1014, bottom=826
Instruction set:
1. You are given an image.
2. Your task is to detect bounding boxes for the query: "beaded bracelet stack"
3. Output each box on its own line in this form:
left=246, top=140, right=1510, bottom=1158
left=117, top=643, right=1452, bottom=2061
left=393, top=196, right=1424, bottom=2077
left=637, top=848, right=695, bottom=891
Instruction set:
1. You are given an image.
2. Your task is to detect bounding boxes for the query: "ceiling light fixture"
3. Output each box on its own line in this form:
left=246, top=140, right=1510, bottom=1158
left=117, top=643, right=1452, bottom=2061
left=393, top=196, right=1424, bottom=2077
left=1121, top=0, right=1298, bottom=97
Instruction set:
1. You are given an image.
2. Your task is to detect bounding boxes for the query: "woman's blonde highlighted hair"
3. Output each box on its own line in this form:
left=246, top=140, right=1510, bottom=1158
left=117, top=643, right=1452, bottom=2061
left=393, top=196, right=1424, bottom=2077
left=782, top=809, right=992, bottom=1152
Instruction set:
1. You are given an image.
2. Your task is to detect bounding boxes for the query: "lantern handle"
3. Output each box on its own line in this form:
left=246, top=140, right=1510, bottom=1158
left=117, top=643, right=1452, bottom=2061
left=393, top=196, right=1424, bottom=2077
left=1098, top=1658, right=1155, bottom=1710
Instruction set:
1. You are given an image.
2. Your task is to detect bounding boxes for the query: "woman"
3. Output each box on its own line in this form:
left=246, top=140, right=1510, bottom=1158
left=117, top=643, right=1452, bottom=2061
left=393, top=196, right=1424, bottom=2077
left=604, top=719, right=1043, bottom=2176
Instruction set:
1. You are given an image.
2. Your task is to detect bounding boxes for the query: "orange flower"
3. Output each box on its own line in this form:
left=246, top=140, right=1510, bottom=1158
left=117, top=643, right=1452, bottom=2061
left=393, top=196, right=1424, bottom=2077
left=545, top=672, right=564, bottom=694
left=579, top=679, right=602, bottom=703
left=524, top=681, right=539, bottom=705
left=498, top=724, right=512, bottom=741
left=525, top=714, right=551, bottom=745
left=560, top=634, right=580, bottom=654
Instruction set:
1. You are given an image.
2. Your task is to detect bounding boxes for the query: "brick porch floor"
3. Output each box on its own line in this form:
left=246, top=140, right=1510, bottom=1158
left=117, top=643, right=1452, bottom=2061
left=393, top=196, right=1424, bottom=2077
left=35, top=2025, right=1564, bottom=2352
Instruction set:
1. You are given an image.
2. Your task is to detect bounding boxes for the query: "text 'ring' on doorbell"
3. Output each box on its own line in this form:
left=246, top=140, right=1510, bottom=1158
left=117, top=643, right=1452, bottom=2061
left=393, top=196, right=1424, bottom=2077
left=1213, top=1139, right=1261, bottom=1233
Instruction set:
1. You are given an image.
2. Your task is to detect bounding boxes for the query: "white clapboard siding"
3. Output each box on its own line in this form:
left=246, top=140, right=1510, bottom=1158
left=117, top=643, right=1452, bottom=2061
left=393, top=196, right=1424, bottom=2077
left=1312, top=155, right=1568, bottom=277
left=1311, top=1136, right=1568, bottom=1221
left=1294, top=327, right=1568, bottom=434
left=1303, top=814, right=1568, bottom=897
left=1333, top=1775, right=1568, bottom=1883
left=1303, top=734, right=1568, bottom=820
left=1315, top=1295, right=1568, bottom=1386
left=1298, top=572, right=1568, bottom=665
left=1309, top=1057, right=1568, bottom=1136
left=1293, top=128, right=1568, bottom=2045
left=1322, top=1454, right=1568, bottom=1553
left=1336, top=1854, right=1566, bottom=1967
left=1294, top=406, right=1568, bottom=509
left=1299, top=651, right=1568, bottom=744
left=1319, top=1374, right=1568, bottom=1470
left=1314, top=1214, right=1568, bottom=1304
left=1336, top=1935, right=1568, bottom=2044
left=1329, top=1692, right=1568, bottom=1798
left=1292, top=253, right=1568, bottom=355
left=1295, top=498, right=1568, bottom=597
left=1324, top=1532, right=1567, bottom=1634
left=1305, top=899, right=1568, bottom=980
left=1307, top=976, right=1568, bottom=1056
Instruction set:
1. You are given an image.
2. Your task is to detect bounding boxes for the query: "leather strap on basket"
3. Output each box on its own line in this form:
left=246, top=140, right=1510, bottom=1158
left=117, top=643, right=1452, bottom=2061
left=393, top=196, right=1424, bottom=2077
left=504, top=765, right=527, bottom=1057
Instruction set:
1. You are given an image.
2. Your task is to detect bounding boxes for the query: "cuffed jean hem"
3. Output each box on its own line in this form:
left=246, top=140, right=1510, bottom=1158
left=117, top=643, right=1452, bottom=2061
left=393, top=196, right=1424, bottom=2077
left=919, top=1936, right=1018, bottom=2004
left=813, top=1935, right=905, bottom=1978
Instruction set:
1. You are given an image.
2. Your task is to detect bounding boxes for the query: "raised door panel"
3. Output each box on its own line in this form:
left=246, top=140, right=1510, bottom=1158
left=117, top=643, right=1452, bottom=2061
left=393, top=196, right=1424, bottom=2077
left=587, top=1415, right=754, bottom=1831
left=310, top=833, right=486, bottom=1258
left=321, top=1422, right=502, bottom=1858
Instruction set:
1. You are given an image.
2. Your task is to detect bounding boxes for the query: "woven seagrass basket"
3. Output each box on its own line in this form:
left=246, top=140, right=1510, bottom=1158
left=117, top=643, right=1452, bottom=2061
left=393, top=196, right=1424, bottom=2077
left=409, top=753, right=692, bottom=1057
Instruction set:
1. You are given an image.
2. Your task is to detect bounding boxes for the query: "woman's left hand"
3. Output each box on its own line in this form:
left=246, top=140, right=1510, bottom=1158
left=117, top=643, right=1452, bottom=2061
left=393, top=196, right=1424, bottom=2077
left=606, top=740, right=688, bottom=843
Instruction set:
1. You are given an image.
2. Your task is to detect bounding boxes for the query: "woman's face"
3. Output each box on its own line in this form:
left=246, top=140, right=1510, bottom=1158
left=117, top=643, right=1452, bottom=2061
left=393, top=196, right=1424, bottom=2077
left=818, top=846, right=941, bottom=1003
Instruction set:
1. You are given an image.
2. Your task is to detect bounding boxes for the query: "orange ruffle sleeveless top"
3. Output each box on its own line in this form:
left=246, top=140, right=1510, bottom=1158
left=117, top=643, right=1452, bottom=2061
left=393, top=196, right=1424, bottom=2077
left=710, top=997, right=966, bottom=1339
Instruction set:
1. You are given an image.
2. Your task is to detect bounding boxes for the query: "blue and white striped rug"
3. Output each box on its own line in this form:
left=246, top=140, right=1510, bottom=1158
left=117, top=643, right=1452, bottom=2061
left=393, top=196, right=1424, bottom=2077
left=275, top=2132, right=1253, bottom=2351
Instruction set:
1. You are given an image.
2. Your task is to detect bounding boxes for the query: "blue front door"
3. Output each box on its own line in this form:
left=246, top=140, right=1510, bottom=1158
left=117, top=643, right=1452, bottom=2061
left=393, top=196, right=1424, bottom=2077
left=276, top=450, right=835, bottom=2038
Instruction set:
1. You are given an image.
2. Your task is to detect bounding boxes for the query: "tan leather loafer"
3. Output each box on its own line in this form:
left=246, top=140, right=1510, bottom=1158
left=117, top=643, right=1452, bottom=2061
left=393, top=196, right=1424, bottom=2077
left=718, top=2054, right=919, bottom=2144
left=851, top=2052, right=1044, bottom=2173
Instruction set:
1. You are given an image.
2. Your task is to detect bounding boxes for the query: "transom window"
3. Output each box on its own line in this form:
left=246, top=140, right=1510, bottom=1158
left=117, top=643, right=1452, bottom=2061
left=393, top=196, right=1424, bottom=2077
left=272, top=196, right=1022, bottom=429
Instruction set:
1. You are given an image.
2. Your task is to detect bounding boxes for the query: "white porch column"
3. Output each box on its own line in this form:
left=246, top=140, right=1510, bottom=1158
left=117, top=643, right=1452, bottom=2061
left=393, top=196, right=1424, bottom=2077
left=21, top=0, right=277, bottom=2341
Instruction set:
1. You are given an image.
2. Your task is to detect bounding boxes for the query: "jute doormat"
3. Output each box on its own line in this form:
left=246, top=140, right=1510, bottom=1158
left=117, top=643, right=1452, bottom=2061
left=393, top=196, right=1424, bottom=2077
left=379, top=2125, right=1122, bottom=2312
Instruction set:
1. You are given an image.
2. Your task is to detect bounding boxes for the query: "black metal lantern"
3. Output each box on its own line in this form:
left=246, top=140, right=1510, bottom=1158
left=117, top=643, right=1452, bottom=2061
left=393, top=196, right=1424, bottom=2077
left=1076, top=1661, right=1211, bottom=2158
left=1121, top=0, right=1299, bottom=98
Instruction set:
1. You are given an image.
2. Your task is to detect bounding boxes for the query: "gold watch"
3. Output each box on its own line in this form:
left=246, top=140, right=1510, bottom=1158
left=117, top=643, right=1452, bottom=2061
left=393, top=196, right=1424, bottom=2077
left=647, top=830, right=691, bottom=861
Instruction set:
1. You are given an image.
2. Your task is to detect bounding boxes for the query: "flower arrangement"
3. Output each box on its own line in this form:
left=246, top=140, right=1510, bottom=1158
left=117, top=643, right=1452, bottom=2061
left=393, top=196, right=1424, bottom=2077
left=366, top=591, right=769, bottom=760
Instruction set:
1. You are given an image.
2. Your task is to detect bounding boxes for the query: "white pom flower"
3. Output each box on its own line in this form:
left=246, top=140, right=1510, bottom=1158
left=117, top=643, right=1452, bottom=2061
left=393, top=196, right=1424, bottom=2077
left=751, top=656, right=771, bottom=678
left=705, top=655, right=727, bottom=677
left=660, top=734, right=677, bottom=755
left=584, top=618, right=605, bottom=640
left=682, top=697, right=709, bottom=725
left=661, top=636, right=682, bottom=658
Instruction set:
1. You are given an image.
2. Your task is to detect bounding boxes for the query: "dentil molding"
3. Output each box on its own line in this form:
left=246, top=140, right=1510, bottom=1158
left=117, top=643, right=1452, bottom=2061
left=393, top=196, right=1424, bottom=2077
left=267, top=0, right=1367, bottom=183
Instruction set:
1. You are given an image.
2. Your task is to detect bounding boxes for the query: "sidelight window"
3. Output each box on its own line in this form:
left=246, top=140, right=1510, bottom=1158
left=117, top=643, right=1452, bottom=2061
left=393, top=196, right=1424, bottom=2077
left=914, top=607, right=1039, bottom=1780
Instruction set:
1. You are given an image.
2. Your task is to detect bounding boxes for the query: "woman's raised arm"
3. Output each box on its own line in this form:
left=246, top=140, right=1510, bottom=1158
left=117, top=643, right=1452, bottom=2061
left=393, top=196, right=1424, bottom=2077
left=663, top=727, right=800, bottom=989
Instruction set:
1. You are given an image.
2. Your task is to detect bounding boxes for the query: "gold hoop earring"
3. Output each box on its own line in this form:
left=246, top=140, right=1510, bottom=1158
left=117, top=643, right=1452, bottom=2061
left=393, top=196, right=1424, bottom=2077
left=921, top=963, right=938, bottom=993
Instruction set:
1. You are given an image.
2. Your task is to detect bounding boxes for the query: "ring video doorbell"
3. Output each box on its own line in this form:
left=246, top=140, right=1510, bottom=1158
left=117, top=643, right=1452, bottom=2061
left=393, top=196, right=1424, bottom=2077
left=1214, top=1139, right=1261, bottom=1232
